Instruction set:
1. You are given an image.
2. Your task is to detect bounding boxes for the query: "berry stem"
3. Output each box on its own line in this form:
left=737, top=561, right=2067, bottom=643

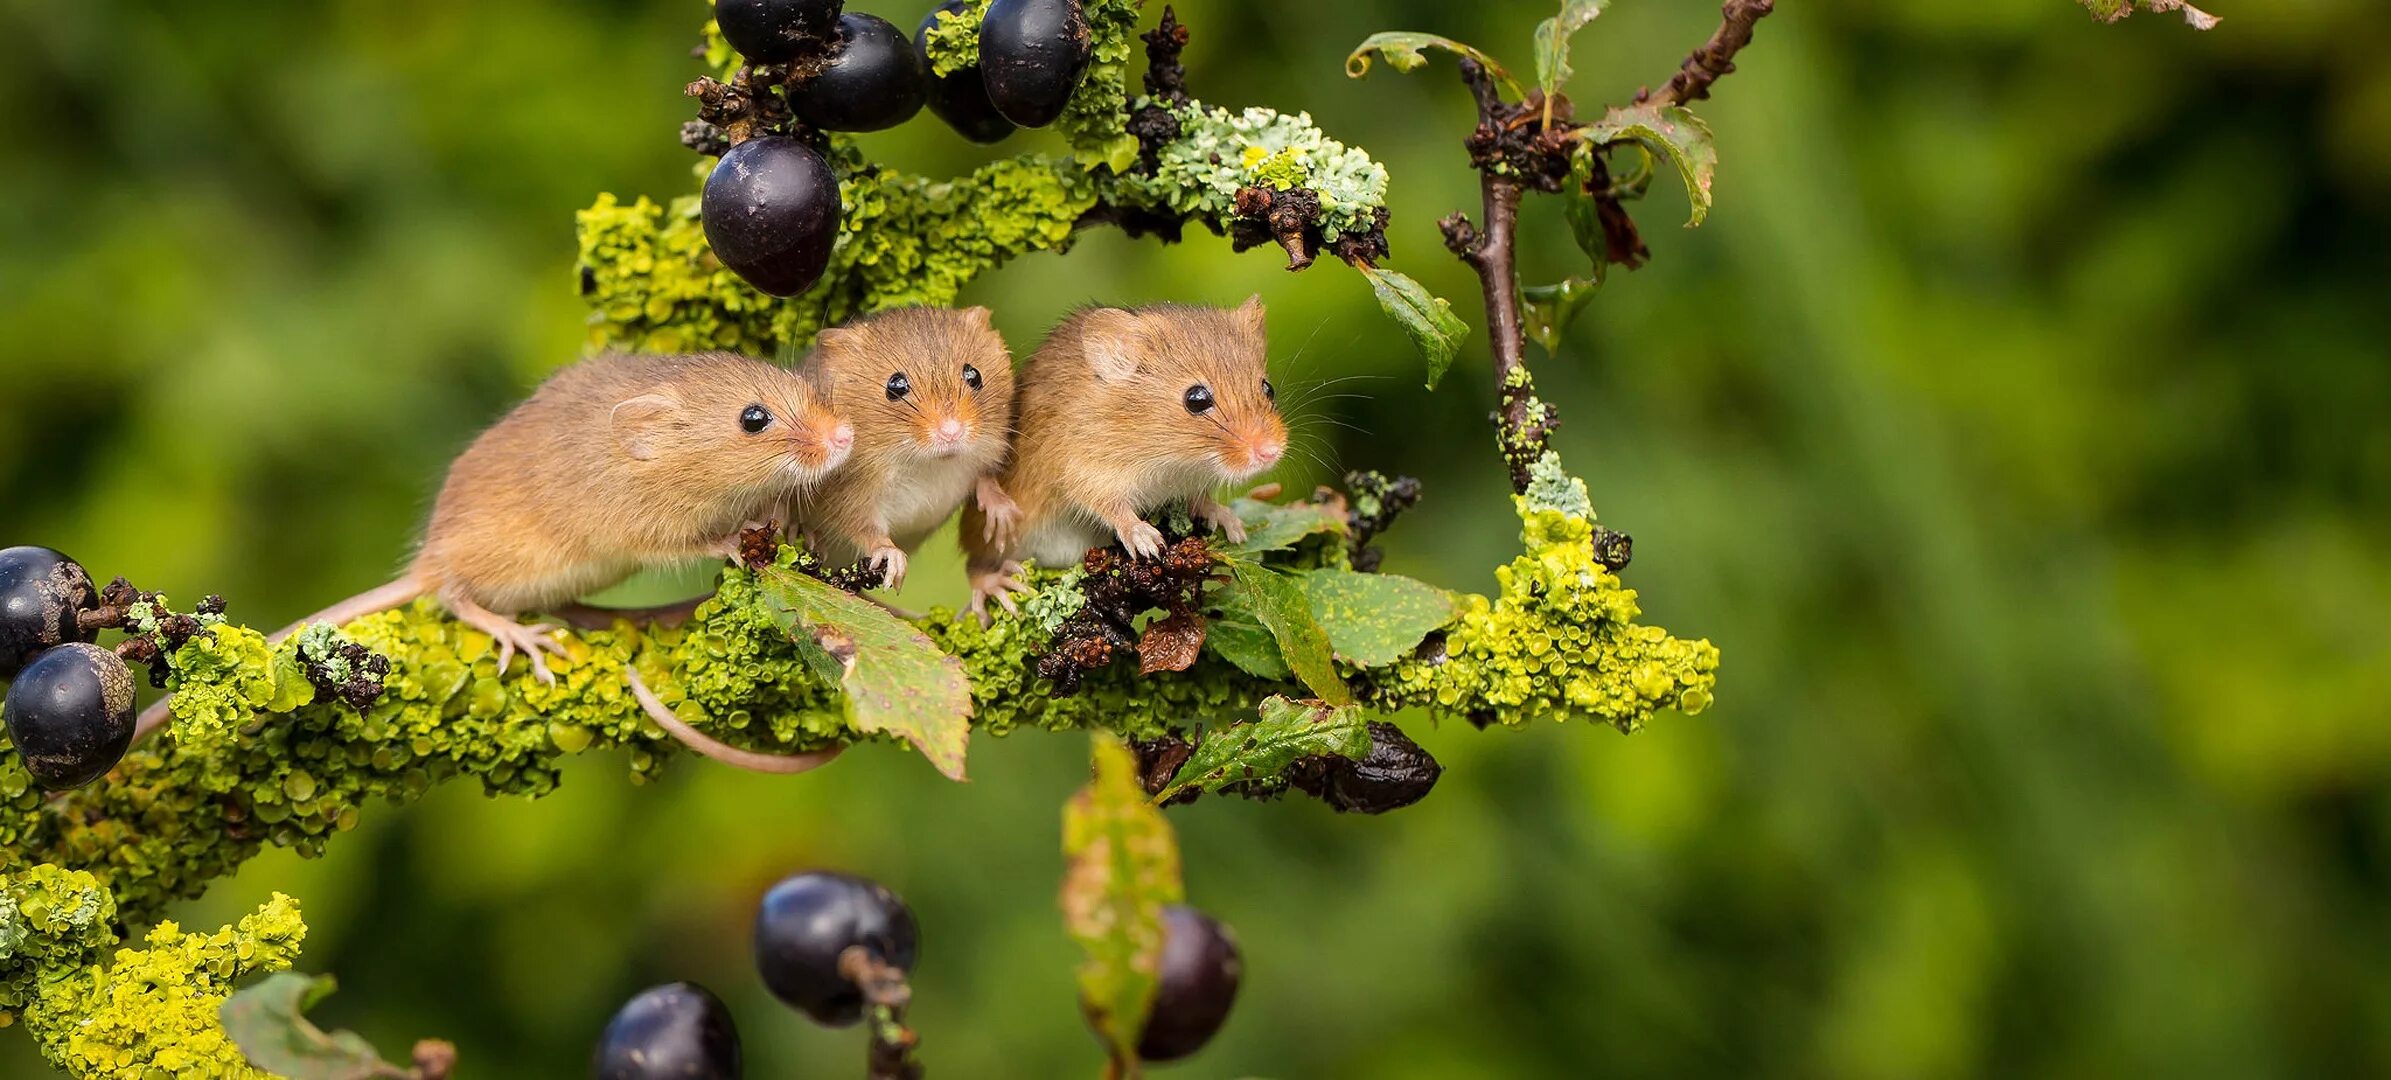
left=841, top=946, right=925, bottom=1080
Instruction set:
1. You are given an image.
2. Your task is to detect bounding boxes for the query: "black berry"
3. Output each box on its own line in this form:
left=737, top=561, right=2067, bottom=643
left=753, top=871, right=918, bottom=1027
left=4, top=642, right=136, bottom=791
left=716, top=0, right=843, bottom=65
left=1135, top=905, right=1242, bottom=1063
left=592, top=982, right=742, bottom=1080
left=915, top=1, right=1016, bottom=143
left=0, top=546, right=97, bottom=680
left=978, top=0, right=1093, bottom=128
left=786, top=13, right=927, bottom=133
left=701, top=136, right=842, bottom=297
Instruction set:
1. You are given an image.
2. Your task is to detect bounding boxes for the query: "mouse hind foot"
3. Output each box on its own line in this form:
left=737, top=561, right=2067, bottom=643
left=446, top=595, right=568, bottom=684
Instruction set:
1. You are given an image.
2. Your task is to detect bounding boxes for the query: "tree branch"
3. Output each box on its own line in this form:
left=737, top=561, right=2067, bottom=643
left=1645, top=0, right=1777, bottom=108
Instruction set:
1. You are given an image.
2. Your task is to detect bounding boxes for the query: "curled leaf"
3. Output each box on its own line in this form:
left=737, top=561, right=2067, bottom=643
left=1579, top=103, right=1717, bottom=227
left=1155, top=696, right=1373, bottom=804
left=1521, top=279, right=1600, bottom=357
left=1359, top=265, right=1469, bottom=389
left=1533, top=0, right=1611, bottom=96
left=1137, top=611, right=1207, bottom=675
left=1063, top=734, right=1185, bottom=1073
left=1345, top=32, right=1525, bottom=98
left=223, top=973, right=417, bottom=1080
left=756, top=564, right=973, bottom=780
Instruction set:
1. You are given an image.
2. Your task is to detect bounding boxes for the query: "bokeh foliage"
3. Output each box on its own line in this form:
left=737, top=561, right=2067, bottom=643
left=3, top=0, right=2388, bottom=1077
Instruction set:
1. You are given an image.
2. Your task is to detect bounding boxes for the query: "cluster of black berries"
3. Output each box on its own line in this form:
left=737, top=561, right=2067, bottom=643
left=1035, top=534, right=1217, bottom=694
left=1, top=546, right=160, bottom=791
left=700, top=0, right=1097, bottom=297
left=593, top=870, right=1242, bottom=1076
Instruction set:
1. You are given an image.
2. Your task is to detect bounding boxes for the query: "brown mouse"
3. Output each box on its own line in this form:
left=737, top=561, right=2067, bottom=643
left=786, top=306, right=1020, bottom=591
left=962, top=298, right=1288, bottom=618
left=132, top=351, right=854, bottom=741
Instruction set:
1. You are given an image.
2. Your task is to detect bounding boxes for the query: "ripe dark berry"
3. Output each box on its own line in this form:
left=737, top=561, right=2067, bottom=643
left=915, top=1, right=1016, bottom=143
left=4, top=642, right=136, bottom=791
left=785, top=13, right=927, bottom=133
left=701, top=136, right=842, bottom=298
left=592, top=982, right=742, bottom=1080
left=1135, top=905, right=1242, bottom=1062
left=753, top=871, right=918, bottom=1027
left=0, top=546, right=97, bottom=680
left=716, top=0, right=843, bottom=65
left=978, top=0, right=1093, bottom=128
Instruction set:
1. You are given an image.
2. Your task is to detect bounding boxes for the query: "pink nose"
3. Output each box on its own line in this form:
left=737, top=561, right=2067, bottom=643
left=1254, top=440, right=1284, bottom=466
left=827, top=424, right=854, bottom=452
left=934, top=418, right=966, bottom=444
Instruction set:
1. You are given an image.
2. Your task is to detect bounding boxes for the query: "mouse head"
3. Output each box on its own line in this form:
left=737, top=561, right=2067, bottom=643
left=1076, top=297, right=1288, bottom=481
left=609, top=353, right=855, bottom=488
left=812, top=306, right=1015, bottom=463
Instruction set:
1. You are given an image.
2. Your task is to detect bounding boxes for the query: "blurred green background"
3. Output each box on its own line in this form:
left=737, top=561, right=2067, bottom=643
left=5, top=0, right=2389, bottom=1075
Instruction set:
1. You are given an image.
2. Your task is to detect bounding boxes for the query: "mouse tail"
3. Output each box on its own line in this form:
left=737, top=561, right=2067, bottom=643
left=624, top=666, right=843, bottom=775
left=128, top=575, right=429, bottom=746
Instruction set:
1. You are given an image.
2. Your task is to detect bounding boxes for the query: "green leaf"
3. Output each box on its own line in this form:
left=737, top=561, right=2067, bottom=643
left=1203, top=616, right=1292, bottom=681
left=1222, top=496, right=1348, bottom=557
left=1063, top=734, right=1184, bottom=1074
left=1521, top=279, right=1600, bottom=357
left=1221, top=557, right=1350, bottom=705
left=222, top=973, right=411, bottom=1080
left=1358, top=265, right=1469, bottom=389
left=1300, top=567, right=1460, bottom=668
left=1344, top=33, right=1525, bottom=99
left=1561, top=143, right=1613, bottom=275
left=756, top=564, right=973, bottom=780
left=1580, top=103, right=1718, bottom=227
left=1532, top=0, right=1610, bottom=97
left=2080, top=0, right=2219, bottom=29
left=1154, top=696, right=1373, bottom=803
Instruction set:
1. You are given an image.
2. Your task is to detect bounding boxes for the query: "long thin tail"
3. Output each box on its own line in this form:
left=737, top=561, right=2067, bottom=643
left=131, top=576, right=427, bottom=744
left=625, top=667, right=843, bottom=775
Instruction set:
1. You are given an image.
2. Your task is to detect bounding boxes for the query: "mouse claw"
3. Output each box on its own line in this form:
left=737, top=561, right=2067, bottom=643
left=1193, top=495, right=1247, bottom=544
left=968, top=561, right=1031, bottom=627
left=1119, top=521, right=1166, bottom=561
left=870, top=546, right=909, bottom=591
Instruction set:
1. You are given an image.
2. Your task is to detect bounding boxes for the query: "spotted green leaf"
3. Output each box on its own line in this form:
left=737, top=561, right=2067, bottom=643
left=1203, top=616, right=1292, bottom=681
left=1155, top=696, right=1372, bottom=803
left=223, top=974, right=413, bottom=1080
left=1221, top=556, right=1351, bottom=706
left=1360, top=265, right=1470, bottom=389
left=1063, top=734, right=1184, bottom=1074
left=1345, top=32, right=1524, bottom=99
left=1223, top=496, right=1348, bottom=557
left=1300, top=567, right=1459, bottom=668
left=1579, top=103, right=1717, bottom=227
left=1533, top=0, right=1611, bottom=97
left=757, top=563, right=973, bottom=780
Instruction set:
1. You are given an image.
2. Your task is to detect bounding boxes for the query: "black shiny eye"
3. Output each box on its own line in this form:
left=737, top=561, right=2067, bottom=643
left=740, top=404, right=773, bottom=433
left=885, top=372, right=911, bottom=401
left=1261, top=378, right=1276, bottom=402
left=1183, top=384, right=1215, bottom=415
left=962, top=364, right=983, bottom=391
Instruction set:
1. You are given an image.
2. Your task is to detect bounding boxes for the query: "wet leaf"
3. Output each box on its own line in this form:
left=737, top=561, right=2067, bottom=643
left=2081, top=0, right=2219, bottom=29
left=1533, top=0, right=1611, bottom=97
left=1137, top=611, right=1206, bottom=675
left=1344, top=33, right=1524, bottom=98
left=1063, top=734, right=1184, bottom=1074
left=1521, top=278, right=1600, bottom=357
left=1301, top=568, right=1459, bottom=668
left=1223, top=496, right=1347, bottom=557
left=1359, top=265, right=1470, bottom=389
left=1579, top=103, right=1717, bottom=227
left=1221, top=557, right=1350, bottom=705
left=757, top=564, right=972, bottom=780
left=1202, top=616, right=1292, bottom=681
left=1561, top=144, right=1614, bottom=277
left=223, top=973, right=411, bottom=1080
left=1154, top=696, right=1372, bottom=803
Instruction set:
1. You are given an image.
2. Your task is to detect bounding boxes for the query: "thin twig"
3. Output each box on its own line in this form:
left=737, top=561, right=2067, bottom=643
left=840, top=947, right=924, bottom=1080
left=1645, top=0, right=1777, bottom=107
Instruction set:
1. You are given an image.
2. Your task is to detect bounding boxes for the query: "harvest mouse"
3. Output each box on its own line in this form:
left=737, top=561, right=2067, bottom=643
left=132, top=351, right=854, bottom=740
left=962, top=298, right=1288, bottom=619
left=786, top=306, right=1019, bottom=592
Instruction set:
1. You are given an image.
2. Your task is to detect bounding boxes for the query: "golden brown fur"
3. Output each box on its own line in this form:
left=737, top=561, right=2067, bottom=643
left=963, top=298, right=1287, bottom=616
left=786, top=307, right=1018, bottom=590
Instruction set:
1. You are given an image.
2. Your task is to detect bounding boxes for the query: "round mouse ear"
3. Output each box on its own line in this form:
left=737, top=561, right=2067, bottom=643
left=1235, top=294, right=1266, bottom=332
left=1079, top=308, right=1147, bottom=384
left=962, top=305, right=994, bottom=330
left=610, top=393, right=679, bottom=462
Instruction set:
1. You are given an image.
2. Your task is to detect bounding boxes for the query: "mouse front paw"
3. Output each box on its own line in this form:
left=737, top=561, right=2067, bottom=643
left=869, top=546, right=910, bottom=591
left=977, top=479, right=1023, bottom=550
left=1117, top=521, right=1166, bottom=561
left=1194, top=498, right=1247, bottom=544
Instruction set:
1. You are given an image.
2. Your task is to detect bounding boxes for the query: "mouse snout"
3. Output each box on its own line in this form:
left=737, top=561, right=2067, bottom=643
left=828, top=422, right=855, bottom=454
left=928, top=415, right=969, bottom=453
left=1253, top=438, right=1285, bottom=467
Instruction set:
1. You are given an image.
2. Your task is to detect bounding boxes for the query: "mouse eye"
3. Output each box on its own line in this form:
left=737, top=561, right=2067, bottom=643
left=1183, top=384, right=1215, bottom=415
left=962, top=364, right=983, bottom=391
left=739, top=404, right=773, bottom=434
left=886, top=372, right=911, bottom=401
left=1261, top=378, right=1276, bottom=402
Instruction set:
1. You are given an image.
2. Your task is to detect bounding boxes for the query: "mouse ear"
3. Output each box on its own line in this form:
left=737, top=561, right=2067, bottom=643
left=961, top=306, right=994, bottom=330
left=814, top=327, right=860, bottom=355
left=1079, top=309, right=1147, bottom=384
left=1235, top=294, right=1266, bottom=332
left=610, top=393, right=679, bottom=462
